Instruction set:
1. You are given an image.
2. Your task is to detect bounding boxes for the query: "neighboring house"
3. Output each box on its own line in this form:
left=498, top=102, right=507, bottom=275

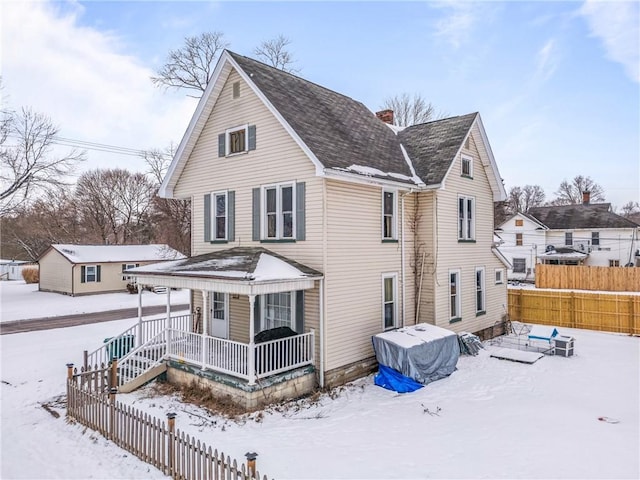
left=497, top=192, right=640, bottom=279
left=113, top=50, right=507, bottom=408
left=0, top=259, right=37, bottom=281
left=494, top=212, right=548, bottom=280
left=38, top=244, right=185, bottom=296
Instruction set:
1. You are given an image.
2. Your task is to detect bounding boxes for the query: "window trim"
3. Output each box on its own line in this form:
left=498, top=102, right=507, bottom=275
left=565, top=232, right=573, bottom=246
left=382, top=273, right=398, bottom=330
left=513, top=258, right=526, bottom=274
left=449, top=269, right=461, bottom=322
left=382, top=189, right=398, bottom=240
left=461, top=154, right=473, bottom=178
left=225, top=124, right=249, bottom=156
left=211, top=190, right=228, bottom=241
left=495, top=268, right=504, bottom=285
left=475, top=267, right=486, bottom=315
left=261, top=291, right=296, bottom=331
left=458, top=195, right=476, bottom=241
left=122, top=263, right=137, bottom=281
left=85, top=265, right=98, bottom=283
left=261, top=182, right=296, bottom=240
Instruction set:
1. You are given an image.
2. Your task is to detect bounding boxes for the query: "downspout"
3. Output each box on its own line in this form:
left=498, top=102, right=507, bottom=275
left=319, top=278, right=325, bottom=388
left=401, top=192, right=406, bottom=328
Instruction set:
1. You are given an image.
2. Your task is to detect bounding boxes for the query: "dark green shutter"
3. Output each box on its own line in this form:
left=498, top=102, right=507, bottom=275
left=252, top=188, right=260, bottom=241
left=204, top=194, right=211, bottom=242
left=248, top=125, right=256, bottom=151
left=228, top=191, right=235, bottom=241
left=80, top=266, right=86, bottom=283
left=253, top=296, right=261, bottom=338
left=295, top=290, right=304, bottom=334
left=96, top=265, right=101, bottom=282
left=296, top=182, right=305, bottom=241
left=218, top=134, right=225, bottom=157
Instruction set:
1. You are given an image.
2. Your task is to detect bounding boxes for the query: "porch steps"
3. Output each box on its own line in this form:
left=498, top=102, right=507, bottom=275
left=119, top=363, right=167, bottom=393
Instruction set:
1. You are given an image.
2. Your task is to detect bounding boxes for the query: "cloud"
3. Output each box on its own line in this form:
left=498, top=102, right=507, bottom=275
left=535, top=39, right=559, bottom=82
left=432, top=1, right=478, bottom=49
left=1, top=1, right=196, bottom=175
left=579, top=0, right=640, bottom=83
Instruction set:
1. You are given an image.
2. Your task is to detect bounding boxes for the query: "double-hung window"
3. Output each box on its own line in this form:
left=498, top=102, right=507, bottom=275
left=513, top=258, right=526, bottom=274
left=263, top=183, right=295, bottom=240
left=214, top=192, right=227, bottom=240
left=122, top=263, right=138, bottom=281
left=382, top=273, right=397, bottom=329
left=516, top=233, right=523, bottom=246
left=382, top=190, right=397, bottom=240
left=81, top=265, right=101, bottom=283
left=565, top=232, right=573, bottom=246
left=204, top=190, right=234, bottom=243
left=449, top=269, right=461, bottom=321
left=458, top=196, right=475, bottom=241
left=592, top=232, right=599, bottom=247
left=475, top=267, right=485, bottom=314
left=262, top=292, right=293, bottom=330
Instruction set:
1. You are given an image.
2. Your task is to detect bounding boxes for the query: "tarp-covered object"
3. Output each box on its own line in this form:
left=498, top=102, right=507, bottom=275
left=372, top=323, right=460, bottom=385
left=374, top=364, right=424, bottom=393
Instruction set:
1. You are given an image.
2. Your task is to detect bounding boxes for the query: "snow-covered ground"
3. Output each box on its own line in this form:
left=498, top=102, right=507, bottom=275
left=1, top=282, right=639, bottom=479
left=0, top=281, right=190, bottom=322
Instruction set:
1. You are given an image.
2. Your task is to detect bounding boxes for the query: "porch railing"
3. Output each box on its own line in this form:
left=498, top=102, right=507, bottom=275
left=255, top=332, right=315, bottom=378
left=84, top=314, right=192, bottom=369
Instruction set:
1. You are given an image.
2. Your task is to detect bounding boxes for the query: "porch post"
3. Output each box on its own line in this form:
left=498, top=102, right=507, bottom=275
left=248, top=294, right=256, bottom=385
left=201, top=290, right=208, bottom=370
left=165, top=288, right=171, bottom=355
left=137, top=283, right=143, bottom=347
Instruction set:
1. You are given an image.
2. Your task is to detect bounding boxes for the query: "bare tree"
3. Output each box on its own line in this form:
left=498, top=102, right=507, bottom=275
left=151, top=32, right=229, bottom=96
left=550, top=175, right=605, bottom=205
left=254, top=35, right=297, bottom=72
left=75, top=169, right=154, bottom=245
left=380, top=93, right=442, bottom=127
left=507, top=185, right=546, bottom=213
left=0, top=107, right=85, bottom=215
left=143, top=148, right=191, bottom=255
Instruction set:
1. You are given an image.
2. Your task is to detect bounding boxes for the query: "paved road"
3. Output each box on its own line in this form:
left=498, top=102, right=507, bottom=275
left=0, top=304, right=190, bottom=335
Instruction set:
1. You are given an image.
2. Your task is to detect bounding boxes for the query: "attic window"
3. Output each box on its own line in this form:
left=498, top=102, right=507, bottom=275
left=515, top=219, right=523, bottom=227
left=229, top=128, right=246, bottom=154
left=232, top=82, right=240, bottom=99
left=218, top=125, right=256, bottom=157
left=461, top=154, right=473, bottom=178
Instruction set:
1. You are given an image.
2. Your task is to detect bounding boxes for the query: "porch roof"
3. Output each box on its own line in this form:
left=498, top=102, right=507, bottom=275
left=537, top=248, right=588, bottom=261
left=125, top=247, right=323, bottom=295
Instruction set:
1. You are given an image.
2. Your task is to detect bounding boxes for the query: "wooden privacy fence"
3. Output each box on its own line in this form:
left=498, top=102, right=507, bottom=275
left=66, top=364, right=270, bottom=480
left=508, top=288, right=640, bottom=335
left=535, top=264, right=640, bottom=292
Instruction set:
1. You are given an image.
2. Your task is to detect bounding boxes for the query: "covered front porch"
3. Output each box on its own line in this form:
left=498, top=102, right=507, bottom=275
left=108, top=247, right=324, bottom=399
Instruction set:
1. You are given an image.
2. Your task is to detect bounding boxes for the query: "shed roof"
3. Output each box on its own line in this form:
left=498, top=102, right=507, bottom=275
left=47, top=244, right=185, bottom=264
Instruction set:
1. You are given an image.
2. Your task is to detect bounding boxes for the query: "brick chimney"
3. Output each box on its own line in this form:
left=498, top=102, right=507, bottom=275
left=376, top=109, right=394, bottom=124
left=582, top=191, right=591, bottom=205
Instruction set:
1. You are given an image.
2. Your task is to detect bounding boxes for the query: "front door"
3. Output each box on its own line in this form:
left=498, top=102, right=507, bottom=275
left=209, top=292, right=228, bottom=338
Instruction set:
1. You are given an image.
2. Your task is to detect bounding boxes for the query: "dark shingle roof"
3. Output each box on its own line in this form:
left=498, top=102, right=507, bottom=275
left=228, top=52, right=413, bottom=182
left=398, top=113, right=477, bottom=186
left=528, top=204, right=640, bottom=229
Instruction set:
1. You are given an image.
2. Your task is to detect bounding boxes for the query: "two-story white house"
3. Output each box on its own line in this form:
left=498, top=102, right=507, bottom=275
left=497, top=192, right=640, bottom=280
left=107, top=51, right=507, bottom=409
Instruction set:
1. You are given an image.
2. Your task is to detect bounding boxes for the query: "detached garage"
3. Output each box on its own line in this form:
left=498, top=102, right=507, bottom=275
left=38, top=244, right=185, bottom=296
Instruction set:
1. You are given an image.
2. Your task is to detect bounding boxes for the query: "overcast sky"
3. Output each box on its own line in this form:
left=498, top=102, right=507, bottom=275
left=2, top=0, right=639, bottom=208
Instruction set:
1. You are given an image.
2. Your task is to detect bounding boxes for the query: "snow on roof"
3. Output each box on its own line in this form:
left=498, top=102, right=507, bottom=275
left=338, top=164, right=423, bottom=185
left=375, top=323, right=457, bottom=348
left=126, top=247, right=322, bottom=282
left=50, top=244, right=185, bottom=264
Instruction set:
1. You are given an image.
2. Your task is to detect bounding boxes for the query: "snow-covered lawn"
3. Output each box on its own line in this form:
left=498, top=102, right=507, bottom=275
left=2, top=311, right=638, bottom=479
left=0, top=281, right=190, bottom=322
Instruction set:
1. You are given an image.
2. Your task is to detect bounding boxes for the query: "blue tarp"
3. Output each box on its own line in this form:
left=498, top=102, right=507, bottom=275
left=374, top=364, right=424, bottom=393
